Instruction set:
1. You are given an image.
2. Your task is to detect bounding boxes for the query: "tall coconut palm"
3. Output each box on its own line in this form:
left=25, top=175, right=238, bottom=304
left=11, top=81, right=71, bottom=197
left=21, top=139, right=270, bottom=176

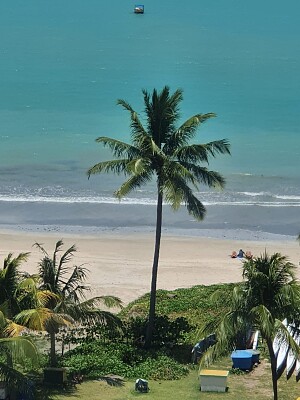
left=88, top=86, right=230, bottom=347
left=201, top=252, right=300, bottom=400
left=16, top=240, right=122, bottom=366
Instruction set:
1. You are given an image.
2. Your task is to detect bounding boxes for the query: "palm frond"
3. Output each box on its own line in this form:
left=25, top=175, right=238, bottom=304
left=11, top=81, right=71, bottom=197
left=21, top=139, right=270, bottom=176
left=96, top=136, right=140, bottom=159
left=3, top=252, right=30, bottom=270
left=163, top=175, right=206, bottom=219
left=61, top=265, right=89, bottom=299
left=4, top=320, right=28, bottom=337
left=87, top=159, right=134, bottom=177
left=81, top=295, right=123, bottom=309
left=55, top=243, right=77, bottom=287
left=180, top=163, right=226, bottom=189
left=114, top=170, right=153, bottom=199
left=1, top=253, right=30, bottom=304
left=166, top=113, right=216, bottom=152
left=175, top=139, right=230, bottom=164
left=0, top=361, right=36, bottom=398
left=0, top=336, right=38, bottom=364
left=14, top=308, right=73, bottom=332
left=143, top=86, right=183, bottom=146
left=33, top=242, right=49, bottom=257
left=0, top=300, right=10, bottom=319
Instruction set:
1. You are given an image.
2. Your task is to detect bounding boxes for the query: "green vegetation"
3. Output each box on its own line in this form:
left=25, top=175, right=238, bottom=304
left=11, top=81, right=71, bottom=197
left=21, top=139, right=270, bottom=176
left=13, top=241, right=122, bottom=367
left=62, top=342, right=189, bottom=380
left=201, top=252, right=300, bottom=400
left=88, top=86, right=230, bottom=347
left=2, top=248, right=300, bottom=399
left=0, top=244, right=121, bottom=397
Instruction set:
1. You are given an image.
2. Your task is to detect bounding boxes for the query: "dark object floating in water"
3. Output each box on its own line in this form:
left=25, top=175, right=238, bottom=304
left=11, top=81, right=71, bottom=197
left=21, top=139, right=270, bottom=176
left=134, top=5, right=144, bottom=14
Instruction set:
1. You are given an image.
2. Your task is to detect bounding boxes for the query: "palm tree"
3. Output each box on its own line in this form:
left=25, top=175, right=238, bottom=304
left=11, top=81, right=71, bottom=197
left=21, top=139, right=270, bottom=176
left=201, top=252, right=300, bottom=400
left=0, top=334, right=37, bottom=398
left=15, top=240, right=122, bottom=366
left=0, top=252, right=30, bottom=318
left=0, top=253, right=63, bottom=389
left=88, top=86, right=230, bottom=347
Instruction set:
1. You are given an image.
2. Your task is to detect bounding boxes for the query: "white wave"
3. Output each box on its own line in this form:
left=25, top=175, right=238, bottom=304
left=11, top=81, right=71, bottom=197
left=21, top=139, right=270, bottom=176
left=238, top=191, right=270, bottom=197
left=0, top=194, right=157, bottom=205
left=206, top=201, right=300, bottom=207
left=0, top=194, right=299, bottom=207
left=274, top=195, right=300, bottom=200
left=237, top=192, right=300, bottom=201
left=232, top=172, right=255, bottom=176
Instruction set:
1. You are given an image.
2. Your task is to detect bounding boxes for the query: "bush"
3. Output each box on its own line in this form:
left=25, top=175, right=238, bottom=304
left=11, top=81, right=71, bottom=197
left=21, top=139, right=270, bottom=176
left=123, top=315, right=191, bottom=345
left=62, top=341, right=189, bottom=380
left=131, top=355, right=189, bottom=380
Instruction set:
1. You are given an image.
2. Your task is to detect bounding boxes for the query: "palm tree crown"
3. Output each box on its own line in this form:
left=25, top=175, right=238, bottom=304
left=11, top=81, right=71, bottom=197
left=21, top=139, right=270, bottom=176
left=88, top=86, right=230, bottom=346
left=88, top=86, right=230, bottom=219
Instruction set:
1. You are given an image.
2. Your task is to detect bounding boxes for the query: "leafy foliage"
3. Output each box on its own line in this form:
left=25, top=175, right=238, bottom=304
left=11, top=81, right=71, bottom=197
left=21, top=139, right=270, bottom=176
left=121, top=284, right=235, bottom=342
left=122, top=315, right=191, bottom=345
left=62, top=341, right=189, bottom=380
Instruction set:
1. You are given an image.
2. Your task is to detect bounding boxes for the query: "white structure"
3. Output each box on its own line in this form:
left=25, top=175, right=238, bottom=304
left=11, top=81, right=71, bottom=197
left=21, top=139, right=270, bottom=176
left=199, top=369, right=229, bottom=392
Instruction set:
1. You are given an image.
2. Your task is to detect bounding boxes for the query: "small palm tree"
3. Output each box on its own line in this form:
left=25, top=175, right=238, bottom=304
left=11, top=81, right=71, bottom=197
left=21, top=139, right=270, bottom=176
left=0, top=252, right=30, bottom=318
left=16, top=240, right=122, bottom=366
left=201, top=252, right=300, bottom=400
left=0, top=310, right=38, bottom=398
left=88, top=86, right=230, bottom=347
left=0, top=336, right=37, bottom=398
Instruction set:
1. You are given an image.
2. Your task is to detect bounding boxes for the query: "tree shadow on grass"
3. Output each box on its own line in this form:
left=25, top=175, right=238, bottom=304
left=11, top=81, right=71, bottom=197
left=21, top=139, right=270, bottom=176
left=35, top=376, right=125, bottom=399
left=35, top=383, right=77, bottom=399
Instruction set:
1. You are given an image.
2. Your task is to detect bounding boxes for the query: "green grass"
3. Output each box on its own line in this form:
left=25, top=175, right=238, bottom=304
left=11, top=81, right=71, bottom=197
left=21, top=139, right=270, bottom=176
left=38, top=359, right=300, bottom=400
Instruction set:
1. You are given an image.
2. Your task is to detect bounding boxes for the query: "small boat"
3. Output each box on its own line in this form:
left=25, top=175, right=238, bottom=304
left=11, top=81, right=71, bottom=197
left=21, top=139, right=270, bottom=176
left=276, top=341, right=288, bottom=379
left=134, top=5, right=144, bottom=14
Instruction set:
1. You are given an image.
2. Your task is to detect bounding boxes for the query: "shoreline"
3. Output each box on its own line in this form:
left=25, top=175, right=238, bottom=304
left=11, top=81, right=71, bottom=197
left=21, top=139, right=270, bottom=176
left=0, top=223, right=296, bottom=242
left=0, top=227, right=299, bottom=305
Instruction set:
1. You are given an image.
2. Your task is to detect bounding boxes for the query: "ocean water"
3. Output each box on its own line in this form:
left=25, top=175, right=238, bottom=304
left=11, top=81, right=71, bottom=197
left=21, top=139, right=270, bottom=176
left=0, top=0, right=299, bottom=238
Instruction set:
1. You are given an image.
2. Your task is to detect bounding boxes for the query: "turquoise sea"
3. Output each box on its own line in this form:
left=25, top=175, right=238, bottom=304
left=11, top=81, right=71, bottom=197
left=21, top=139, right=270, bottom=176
left=0, top=0, right=299, bottom=238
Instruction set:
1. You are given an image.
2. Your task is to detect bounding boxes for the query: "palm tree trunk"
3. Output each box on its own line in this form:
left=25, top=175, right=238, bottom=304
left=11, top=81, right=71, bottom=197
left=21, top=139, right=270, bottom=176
left=50, top=331, right=57, bottom=367
left=145, top=189, right=163, bottom=348
left=267, top=338, right=278, bottom=400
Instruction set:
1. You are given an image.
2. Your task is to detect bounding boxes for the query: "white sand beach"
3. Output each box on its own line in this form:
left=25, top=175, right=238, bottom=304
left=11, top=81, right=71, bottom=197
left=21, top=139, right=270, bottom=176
left=0, top=229, right=299, bottom=305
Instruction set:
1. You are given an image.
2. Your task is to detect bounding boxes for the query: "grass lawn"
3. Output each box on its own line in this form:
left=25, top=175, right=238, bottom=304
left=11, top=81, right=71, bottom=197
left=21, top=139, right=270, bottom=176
left=40, top=360, right=300, bottom=400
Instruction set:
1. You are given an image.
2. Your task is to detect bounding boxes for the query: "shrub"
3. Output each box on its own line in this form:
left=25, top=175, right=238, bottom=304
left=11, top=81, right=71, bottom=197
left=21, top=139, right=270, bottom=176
left=62, top=341, right=189, bottom=380
left=131, top=355, right=189, bottom=380
left=123, top=315, right=191, bottom=345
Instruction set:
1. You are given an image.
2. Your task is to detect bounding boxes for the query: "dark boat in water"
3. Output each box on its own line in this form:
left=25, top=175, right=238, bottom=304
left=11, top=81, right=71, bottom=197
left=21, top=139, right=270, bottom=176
left=134, top=5, right=144, bottom=14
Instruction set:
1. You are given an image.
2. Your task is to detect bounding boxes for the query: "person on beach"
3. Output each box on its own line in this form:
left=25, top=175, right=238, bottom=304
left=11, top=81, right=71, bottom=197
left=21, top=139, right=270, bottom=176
left=245, top=251, right=253, bottom=259
left=237, top=249, right=245, bottom=258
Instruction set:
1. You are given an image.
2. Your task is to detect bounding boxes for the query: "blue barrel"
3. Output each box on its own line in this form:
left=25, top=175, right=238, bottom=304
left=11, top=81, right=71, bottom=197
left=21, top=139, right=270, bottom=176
left=231, top=350, right=253, bottom=370
left=246, top=349, right=260, bottom=364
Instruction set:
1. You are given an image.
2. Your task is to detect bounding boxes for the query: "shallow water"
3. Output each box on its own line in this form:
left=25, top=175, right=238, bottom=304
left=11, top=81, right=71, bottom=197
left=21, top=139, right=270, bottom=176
left=0, top=0, right=299, bottom=237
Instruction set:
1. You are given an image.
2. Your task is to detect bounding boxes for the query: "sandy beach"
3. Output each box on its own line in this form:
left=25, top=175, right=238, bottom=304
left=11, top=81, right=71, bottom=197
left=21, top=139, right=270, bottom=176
left=0, top=229, right=299, bottom=305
